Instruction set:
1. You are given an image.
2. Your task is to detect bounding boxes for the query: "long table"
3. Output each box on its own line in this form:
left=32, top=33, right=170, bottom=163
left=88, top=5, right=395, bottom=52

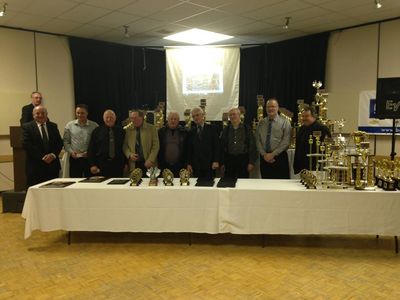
left=22, top=178, right=400, bottom=248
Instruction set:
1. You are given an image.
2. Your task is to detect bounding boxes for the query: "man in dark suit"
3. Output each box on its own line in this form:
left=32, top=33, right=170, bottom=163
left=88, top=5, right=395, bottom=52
left=20, top=91, right=43, bottom=125
left=22, top=106, right=63, bottom=187
left=187, top=107, right=219, bottom=178
left=87, top=110, right=126, bottom=177
left=293, top=105, right=331, bottom=174
left=158, top=111, right=187, bottom=177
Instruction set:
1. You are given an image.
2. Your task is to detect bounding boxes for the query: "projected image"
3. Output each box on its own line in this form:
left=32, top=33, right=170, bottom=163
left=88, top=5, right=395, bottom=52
left=183, top=67, right=223, bottom=94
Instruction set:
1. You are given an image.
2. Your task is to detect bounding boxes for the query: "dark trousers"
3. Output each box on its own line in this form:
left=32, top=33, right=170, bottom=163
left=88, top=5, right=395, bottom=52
left=26, top=165, right=59, bottom=187
left=69, top=157, right=90, bottom=178
left=224, top=153, right=249, bottom=179
left=98, top=159, right=125, bottom=178
left=193, top=168, right=215, bottom=179
left=260, top=151, right=290, bottom=179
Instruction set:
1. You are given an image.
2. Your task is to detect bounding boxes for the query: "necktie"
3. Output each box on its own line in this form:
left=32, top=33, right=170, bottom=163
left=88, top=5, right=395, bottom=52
left=197, top=125, right=203, bottom=139
left=109, top=128, right=115, bottom=159
left=40, top=124, right=49, bottom=153
left=265, top=119, right=272, bottom=152
left=135, top=127, right=143, bottom=161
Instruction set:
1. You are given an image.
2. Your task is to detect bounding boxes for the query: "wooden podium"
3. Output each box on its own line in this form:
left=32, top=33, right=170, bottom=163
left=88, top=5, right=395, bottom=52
left=9, top=126, right=27, bottom=191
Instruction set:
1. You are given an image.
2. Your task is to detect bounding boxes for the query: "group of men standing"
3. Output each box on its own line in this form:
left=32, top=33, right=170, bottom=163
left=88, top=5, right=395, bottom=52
left=20, top=91, right=330, bottom=187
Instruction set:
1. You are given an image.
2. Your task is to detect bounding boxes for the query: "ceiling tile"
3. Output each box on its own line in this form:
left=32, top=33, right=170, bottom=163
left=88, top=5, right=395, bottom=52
left=58, top=4, right=111, bottom=23
left=22, top=0, right=79, bottom=18
left=150, top=2, right=208, bottom=23
left=176, top=9, right=230, bottom=27
left=244, top=0, right=311, bottom=20
left=217, top=0, right=282, bottom=14
left=68, top=23, right=110, bottom=37
left=84, top=0, right=137, bottom=10
left=126, top=18, right=168, bottom=34
left=185, top=0, right=233, bottom=9
left=3, top=0, right=34, bottom=12
left=120, top=0, right=182, bottom=17
left=37, top=19, right=83, bottom=34
left=90, top=11, right=141, bottom=28
left=4, top=12, right=52, bottom=30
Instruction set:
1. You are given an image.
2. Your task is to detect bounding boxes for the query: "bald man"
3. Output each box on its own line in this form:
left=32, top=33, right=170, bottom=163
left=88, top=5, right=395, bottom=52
left=220, top=108, right=257, bottom=178
left=87, top=110, right=126, bottom=177
left=158, top=111, right=188, bottom=177
left=255, top=98, right=291, bottom=179
left=22, top=106, right=63, bottom=186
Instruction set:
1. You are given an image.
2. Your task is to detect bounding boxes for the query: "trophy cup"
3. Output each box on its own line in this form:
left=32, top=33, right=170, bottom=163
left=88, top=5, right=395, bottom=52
left=200, top=99, right=207, bottom=120
left=256, top=95, right=265, bottom=122
left=129, top=168, right=143, bottom=186
left=162, top=169, right=174, bottom=186
left=179, top=168, right=190, bottom=186
left=238, top=106, right=246, bottom=123
left=222, top=112, right=229, bottom=128
left=382, top=160, right=396, bottom=191
left=184, top=109, right=192, bottom=129
left=297, top=99, right=305, bottom=127
left=375, top=159, right=383, bottom=188
left=147, top=167, right=161, bottom=186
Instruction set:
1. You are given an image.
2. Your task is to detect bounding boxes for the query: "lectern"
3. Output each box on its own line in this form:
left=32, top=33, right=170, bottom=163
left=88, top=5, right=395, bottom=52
left=2, top=126, right=26, bottom=212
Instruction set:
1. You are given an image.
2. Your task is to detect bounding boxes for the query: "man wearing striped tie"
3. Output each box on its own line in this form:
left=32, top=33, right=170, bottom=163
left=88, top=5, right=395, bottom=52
left=255, top=98, right=291, bottom=179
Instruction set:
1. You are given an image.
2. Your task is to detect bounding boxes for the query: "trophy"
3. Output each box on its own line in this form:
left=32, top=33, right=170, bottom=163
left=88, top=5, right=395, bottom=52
left=147, top=167, right=161, bottom=186
left=256, top=95, right=264, bottom=122
left=222, top=112, right=229, bottom=128
left=200, top=99, right=207, bottom=120
left=129, top=168, right=143, bottom=186
left=179, top=168, right=190, bottom=186
left=162, top=168, right=174, bottom=186
left=393, top=160, right=400, bottom=190
left=381, top=160, right=396, bottom=191
left=238, top=106, right=246, bottom=123
left=184, top=109, right=192, bottom=129
left=300, top=169, right=317, bottom=189
left=297, top=99, right=305, bottom=127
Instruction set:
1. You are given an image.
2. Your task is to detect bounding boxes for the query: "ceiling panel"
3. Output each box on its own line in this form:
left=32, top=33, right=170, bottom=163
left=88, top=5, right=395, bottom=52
left=150, top=2, right=208, bottom=23
left=58, top=4, right=111, bottom=23
left=21, top=0, right=78, bottom=18
left=90, top=11, right=141, bottom=28
left=119, top=0, right=183, bottom=17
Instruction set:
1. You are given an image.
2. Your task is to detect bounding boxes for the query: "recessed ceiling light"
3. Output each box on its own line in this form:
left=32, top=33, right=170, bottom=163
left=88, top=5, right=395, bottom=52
left=163, top=28, right=233, bottom=45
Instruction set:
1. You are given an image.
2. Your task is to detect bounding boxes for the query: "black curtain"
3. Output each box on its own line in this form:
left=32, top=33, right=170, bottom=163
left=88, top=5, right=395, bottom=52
left=239, top=32, right=330, bottom=123
left=69, top=37, right=166, bottom=125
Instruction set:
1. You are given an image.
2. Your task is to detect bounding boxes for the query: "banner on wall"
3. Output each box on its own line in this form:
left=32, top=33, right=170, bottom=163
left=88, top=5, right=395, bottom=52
left=166, top=46, right=240, bottom=121
left=358, top=90, right=400, bottom=134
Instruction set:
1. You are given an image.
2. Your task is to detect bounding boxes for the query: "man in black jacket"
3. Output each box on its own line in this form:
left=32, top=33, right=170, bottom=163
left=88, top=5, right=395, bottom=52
left=158, top=111, right=187, bottom=177
left=187, top=107, right=219, bottom=178
left=220, top=108, right=257, bottom=178
left=293, top=106, right=331, bottom=174
left=22, top=106, right=63, bottom=187
left=20, top=91, right=43, bottom=125
left=88, top=110, right=126, bottom=177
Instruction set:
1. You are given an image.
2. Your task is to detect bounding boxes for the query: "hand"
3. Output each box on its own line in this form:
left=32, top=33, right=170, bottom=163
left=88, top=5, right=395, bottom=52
left=81, top=151, right=88, bottom=158
left=42, top=154, right=55, bottom=164
left=144, top=160, right=153, bottom=169
left=211, top=162, right=219, bottom=170
left=247, top=163, right=254, bottom=173
left=130, top=153, right=139, bottom=161
left=90, top=166, right=100, bottom=174
left=187, top=165, right=193, bottom=174
left=71, top=151, right=78, bottom=159
left=263, top=153, right=275, bottom=163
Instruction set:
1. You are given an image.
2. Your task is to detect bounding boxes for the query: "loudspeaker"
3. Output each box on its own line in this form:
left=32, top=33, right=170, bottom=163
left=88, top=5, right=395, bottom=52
left=375, top=77, right=400, bottom=119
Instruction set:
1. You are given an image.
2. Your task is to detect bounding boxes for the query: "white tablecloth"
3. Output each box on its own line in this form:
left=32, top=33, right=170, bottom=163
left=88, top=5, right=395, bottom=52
left=22, top=178, right=400, bottom=239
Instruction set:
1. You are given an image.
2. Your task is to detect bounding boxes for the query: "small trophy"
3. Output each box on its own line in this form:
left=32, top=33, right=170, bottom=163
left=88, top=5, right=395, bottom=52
left=179, top=168, right=190, bottom=186
left=162, top=169, right=174, bottom=186
left=382, top=160, right=396, bottom=191
left=129, top=168, right=143, bottom=186
left=393, top=160, right=400, bottom=190
left=147, top=167, right=161, bottom=186
left=222, top=112, right=229, bottom=128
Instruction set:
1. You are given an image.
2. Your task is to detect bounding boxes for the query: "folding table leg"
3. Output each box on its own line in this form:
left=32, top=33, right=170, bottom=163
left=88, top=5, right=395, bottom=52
left=67, top=231, right=71, bottom=245
left=395, top=236, right=398, bottom=254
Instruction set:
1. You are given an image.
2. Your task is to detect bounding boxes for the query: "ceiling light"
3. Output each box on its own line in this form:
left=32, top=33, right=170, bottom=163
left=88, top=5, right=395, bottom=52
left=163, top=28, right=233, bottom=45
left=375, top=0, right=382, bottom=8
left=0, top=3, right=7, bottom=17
left=283, top=17, right=291, bottom=29
left=123, top=25, right=130, bottom=38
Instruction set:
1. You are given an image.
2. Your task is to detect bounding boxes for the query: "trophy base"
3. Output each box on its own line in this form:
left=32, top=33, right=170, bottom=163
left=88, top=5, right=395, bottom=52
left=149, top=179, right=158, bottom=186
left=163, top=181, right=174, bottom=186
left=327, top=184, right=348, bottom=189
left=130, top=179, right=142, bottom=186
left=382, top=180, right=395, bottom=191
left=364, top=186, right=376, bottom=191
left=180, top=182, right=190, bottom=186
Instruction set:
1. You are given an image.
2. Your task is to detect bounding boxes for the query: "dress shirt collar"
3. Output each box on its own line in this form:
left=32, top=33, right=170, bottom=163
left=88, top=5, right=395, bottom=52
left=74, top=119, right=89, bottom=126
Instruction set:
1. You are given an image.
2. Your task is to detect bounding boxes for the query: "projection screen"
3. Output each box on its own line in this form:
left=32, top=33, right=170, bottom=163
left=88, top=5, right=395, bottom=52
left=166, top=45, right=240, bottom=121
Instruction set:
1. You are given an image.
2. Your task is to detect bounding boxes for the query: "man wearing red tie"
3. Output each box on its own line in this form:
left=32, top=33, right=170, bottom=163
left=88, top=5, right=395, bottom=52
left=22, top=106, right=63, bottom=187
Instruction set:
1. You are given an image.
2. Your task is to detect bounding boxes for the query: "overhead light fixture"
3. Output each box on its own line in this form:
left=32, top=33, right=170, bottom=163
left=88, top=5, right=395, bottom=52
left=283, top=17, right=291, bottom=29
left=375, top=0, right=382, bottom=8
left=163, top=28, right=233, bottom=45
left=0, top=3, right=7, bottom=17
left=123, top=25, right=130, bottom=38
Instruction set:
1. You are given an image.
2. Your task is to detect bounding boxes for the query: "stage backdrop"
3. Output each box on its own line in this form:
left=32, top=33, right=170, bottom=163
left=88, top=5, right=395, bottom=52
left=166, top=46, right=240, bottom=121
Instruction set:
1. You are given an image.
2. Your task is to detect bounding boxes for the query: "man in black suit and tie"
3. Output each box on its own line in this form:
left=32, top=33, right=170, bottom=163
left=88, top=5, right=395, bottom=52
left=20, top=91, right=43, bottom=125
left=22, top=106, right=63, bottom=187
left=87, top=110, right=127, bottom=177
left=187, top=107, right=219, bottom=178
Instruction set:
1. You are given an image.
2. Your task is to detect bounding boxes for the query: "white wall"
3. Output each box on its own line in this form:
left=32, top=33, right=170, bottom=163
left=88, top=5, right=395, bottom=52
left=325, top=19, right=400, bottom=156
left=0, top=28, right=75, bottom=191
